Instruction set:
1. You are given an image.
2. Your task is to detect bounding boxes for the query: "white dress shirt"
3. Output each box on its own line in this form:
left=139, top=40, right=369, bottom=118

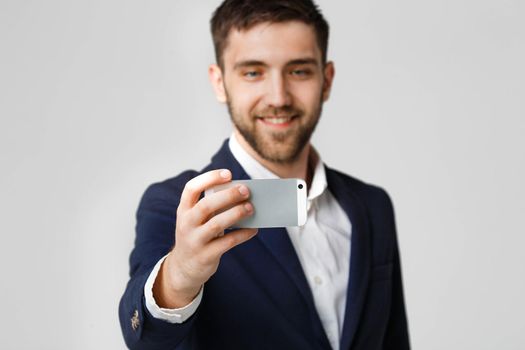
left=145, top=133, right=352, bottom=350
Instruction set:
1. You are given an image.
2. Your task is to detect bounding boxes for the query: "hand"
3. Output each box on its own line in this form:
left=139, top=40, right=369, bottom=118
left=153, top=169, right=257, bottom=308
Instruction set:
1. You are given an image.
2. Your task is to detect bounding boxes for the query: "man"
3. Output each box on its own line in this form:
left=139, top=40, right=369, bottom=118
left=119, top=0, right=410, bottom=349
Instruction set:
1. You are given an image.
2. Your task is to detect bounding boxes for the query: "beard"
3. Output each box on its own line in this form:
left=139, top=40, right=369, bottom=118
left=226, top=92, right=323, bottom=164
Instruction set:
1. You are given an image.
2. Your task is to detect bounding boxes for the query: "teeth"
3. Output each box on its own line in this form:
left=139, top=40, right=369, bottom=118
left=264, top=117, right=292, bottom=124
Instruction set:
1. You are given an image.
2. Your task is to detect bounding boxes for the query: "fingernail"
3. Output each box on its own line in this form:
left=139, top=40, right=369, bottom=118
left=238, top=185, right=249, bottom=196
left=244, top=203, right=253, bottom=213
left=220, top=169, right=231, bottom=179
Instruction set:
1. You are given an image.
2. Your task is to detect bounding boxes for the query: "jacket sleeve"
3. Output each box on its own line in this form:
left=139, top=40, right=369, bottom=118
left=119, top=177, right=199, bottom=349
left=382, top=191, right=411, bottom=349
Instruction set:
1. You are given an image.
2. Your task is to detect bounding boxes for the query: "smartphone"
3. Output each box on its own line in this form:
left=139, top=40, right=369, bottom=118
left=204, top=178, right=307, bottom=228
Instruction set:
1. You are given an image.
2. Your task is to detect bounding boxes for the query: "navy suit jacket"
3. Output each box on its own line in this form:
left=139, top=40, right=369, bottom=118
left=119, top=139, right=410, bottom=349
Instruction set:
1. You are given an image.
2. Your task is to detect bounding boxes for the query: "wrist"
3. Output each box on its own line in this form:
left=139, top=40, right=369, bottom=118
left=153, top=252, right=201, bottom=308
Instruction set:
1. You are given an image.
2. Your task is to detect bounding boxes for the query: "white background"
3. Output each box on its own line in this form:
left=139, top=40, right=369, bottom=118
left=1, top=0, right=524, bottom=349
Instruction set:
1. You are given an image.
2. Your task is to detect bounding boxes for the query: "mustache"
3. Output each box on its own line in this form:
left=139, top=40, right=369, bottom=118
left=254, top=106, right=302, bottom=118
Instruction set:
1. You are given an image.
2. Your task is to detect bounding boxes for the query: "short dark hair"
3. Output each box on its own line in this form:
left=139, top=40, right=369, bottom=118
left=211, top=0, right=329, bottom=69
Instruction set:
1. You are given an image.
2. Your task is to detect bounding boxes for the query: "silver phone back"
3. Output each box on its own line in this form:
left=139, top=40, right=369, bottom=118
left=206, top=179, right=305, bottom=228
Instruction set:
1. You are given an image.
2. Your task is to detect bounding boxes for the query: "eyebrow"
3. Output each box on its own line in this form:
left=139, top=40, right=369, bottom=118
left=233, top=60, right=268, bottom=70
left=287, top=58, right=319, bottom=66
left=233, top=58, right=319, bottom=70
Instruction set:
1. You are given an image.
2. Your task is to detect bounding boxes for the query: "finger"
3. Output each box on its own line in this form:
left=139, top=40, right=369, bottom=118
left=198, top=201, right=254, bottom=241
left=188, top=184, right=250, bottom=225
left=178, top=169, right=232, bottom=212
left=206, top=228, right=259, bottom=257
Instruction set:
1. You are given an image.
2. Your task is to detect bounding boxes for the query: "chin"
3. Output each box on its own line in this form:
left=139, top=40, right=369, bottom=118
left=259, top=145, right=301, bottom=164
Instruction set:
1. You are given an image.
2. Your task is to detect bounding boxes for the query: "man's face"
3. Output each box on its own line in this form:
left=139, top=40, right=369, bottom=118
left=210, top=21, right=334, bottom=164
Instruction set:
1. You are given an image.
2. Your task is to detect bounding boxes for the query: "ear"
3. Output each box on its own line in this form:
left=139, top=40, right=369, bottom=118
left=321, top=61, right=335, bottom=102
left=208, top=64, right=227, bottom=103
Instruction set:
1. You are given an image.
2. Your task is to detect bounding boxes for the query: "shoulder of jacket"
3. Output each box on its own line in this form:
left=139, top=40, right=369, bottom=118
left=326, top=167, right=393, bottom=209
left=138, top=170, right=200, bottom=214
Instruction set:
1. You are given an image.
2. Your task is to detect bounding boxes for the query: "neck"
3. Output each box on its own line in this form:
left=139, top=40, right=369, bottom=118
left=233, top=130, right=315, bottom=188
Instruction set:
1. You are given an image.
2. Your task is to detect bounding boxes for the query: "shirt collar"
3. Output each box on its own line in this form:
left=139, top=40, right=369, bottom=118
left=228, top=132, right=328, bottom=202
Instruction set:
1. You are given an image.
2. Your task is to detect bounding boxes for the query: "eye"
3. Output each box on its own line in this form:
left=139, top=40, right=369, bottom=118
left=290, top=69, right=312, bottom=78
left=243, top=71, right=261, bottom=79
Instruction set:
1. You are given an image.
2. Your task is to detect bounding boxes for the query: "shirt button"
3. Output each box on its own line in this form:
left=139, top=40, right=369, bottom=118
left=314, top=275, right=323, bottom=285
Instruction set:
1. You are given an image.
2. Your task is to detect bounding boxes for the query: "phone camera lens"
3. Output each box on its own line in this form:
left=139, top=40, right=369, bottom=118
left=298, top=184, right=304, bottom=189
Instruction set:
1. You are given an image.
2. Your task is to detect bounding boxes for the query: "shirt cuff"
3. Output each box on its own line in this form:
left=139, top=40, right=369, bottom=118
left=144, top=254, right=203, bottom=323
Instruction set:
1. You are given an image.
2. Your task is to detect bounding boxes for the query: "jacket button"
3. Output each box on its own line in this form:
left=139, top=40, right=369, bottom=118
left=131, top=309, right=140, bottom=331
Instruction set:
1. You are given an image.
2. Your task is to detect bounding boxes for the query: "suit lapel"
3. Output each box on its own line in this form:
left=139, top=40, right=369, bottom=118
left=255, top=226, right=330, bottom=349
left=256, top=226, right=315, bottom=309
left=205, top=140, right=331, bottom=348
left=326, top=167, right=372, bottom=350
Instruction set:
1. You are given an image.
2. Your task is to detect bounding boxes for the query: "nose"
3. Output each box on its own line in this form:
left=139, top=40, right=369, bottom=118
left=265, top=72, right=291, bottom=108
